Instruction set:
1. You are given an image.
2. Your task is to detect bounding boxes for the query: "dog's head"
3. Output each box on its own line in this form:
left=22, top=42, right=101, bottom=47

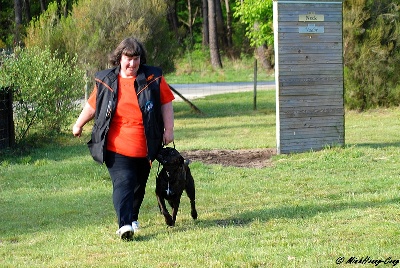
left=156, top=147, right=185, bottom=167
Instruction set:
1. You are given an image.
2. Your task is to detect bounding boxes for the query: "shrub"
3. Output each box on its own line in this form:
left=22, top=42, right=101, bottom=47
left=0, top=47, right=85, bottom=143
left=25, top=0, right=177, bottom=76
left=344, top=1, right=400, bottom=110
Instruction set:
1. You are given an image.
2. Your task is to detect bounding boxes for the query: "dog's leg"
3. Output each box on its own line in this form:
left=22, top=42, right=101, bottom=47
left=156, top=194, right=174, bottom=226
left=187, top=190, right=198, bottom=220
left=189, top=198, right=198, bottom=220
left=170, top=198, right=181, bottom=226
left=185, top=167, right=198, bottom=220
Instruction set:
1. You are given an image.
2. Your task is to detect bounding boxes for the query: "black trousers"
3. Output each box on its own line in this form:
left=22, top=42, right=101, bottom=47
left=105, top=151, right=151, bottom=228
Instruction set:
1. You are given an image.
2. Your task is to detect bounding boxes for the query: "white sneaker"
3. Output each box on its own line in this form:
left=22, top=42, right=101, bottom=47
left=116, top=225, right=134, bottom=240
left=132, top=221, right=140, bottom=232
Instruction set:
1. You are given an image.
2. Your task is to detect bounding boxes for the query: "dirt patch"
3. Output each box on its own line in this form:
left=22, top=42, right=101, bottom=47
left=181, top=148, right=277, bottom=168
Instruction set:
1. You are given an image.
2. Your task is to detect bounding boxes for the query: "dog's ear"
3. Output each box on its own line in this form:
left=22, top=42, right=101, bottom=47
left=156, top=153, right=164, bottom=164
left=156, top=147, right=171, bottom=163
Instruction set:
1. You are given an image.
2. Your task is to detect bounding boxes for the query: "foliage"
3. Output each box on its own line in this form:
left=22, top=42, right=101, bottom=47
left=1, top=92, right=400, bottom=267
left=25, top=2, right=67, bottom=55
left=344, top=0, right=400, bottom=110
left=6, top=0, right=400, bottom=110
left=233, top=0, right=274, bottom=47
left=24, top=0, right=178, bottom=76
left=0, top=39, right=6, bottom=49
left=0, top=47, right=85, bottom=143
left=175, top=0, right=204, bottom=48
left=0, top=0, right=13, bottom=47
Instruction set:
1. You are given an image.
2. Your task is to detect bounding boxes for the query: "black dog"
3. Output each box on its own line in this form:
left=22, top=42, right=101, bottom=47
left=155, top=147, right=198, bottom=226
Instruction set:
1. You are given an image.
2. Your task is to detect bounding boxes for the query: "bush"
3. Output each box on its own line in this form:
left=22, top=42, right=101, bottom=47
left=25, top=0, right=178, bottom=76
left=344, top=1, right=400, bottom=110
left=0, top=47, right=85, bottom=143
left=24, top=2, right=66, bottom=56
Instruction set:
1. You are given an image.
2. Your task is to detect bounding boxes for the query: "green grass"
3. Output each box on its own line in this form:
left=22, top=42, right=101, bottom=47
left=1, top=90, right=400, bottom=267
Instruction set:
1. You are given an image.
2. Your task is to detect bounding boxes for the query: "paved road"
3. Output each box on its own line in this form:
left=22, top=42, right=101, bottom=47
left=77, top=81, right=276, bottom=107
left=169, top=81, right=275, bottom=100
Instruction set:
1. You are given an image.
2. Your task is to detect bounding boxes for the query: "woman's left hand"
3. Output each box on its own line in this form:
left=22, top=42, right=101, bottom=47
left=163, top=129, right=174, bottom=145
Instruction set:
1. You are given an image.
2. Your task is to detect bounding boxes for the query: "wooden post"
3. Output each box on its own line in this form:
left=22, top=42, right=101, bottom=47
left=253, top=59, right=257, bottom=110
left=0, top=88, right=14, bottom=148
left=273, top=0, right=345, bottom=154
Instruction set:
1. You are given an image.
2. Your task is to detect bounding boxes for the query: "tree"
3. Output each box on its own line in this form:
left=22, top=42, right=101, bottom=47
left=165, top=0, right=182, bottom=43
left=233, top=0, right=273, bottom=47
left=23, top=0, right=31, bottom=22
left=179, top=0, right=200, bottom=48
left=208, top=0, right=223, bottom=68
left=224, top=0, right=233, bottom=49
left=39, top=0, right=46, bottom=12
left=0, top=0, right=46, bottom=48
left=215, top=0, right=228, bottom=50
left=233, top=0, right=274, bottom=71
left=25, top=3, right=66, bottom=55
left=14, top=0, right=23, bottom=45
left=202, top=0, right=209, bottom=46
left=25, top=0, right=178, bottom=75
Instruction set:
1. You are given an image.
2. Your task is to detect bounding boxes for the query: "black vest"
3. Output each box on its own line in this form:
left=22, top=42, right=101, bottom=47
left=87, top=65, right=164, bottom=164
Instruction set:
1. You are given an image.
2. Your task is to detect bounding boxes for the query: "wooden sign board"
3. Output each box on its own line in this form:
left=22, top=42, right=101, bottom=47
left=273, top=0, right=344, bottom=154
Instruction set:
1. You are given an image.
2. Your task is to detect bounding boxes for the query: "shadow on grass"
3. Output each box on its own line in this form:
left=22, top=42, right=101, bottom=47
left=203, top=197, right=400, bottom=228
left=0, top=134, right=90, bottom=164
left=348, top=142, right=400, bottom=149
left=0, top=188, right=159, bottom=243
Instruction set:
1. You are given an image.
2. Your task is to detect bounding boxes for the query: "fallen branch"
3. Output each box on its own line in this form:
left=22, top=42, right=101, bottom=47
left=168, top=84, right=204, bottom=115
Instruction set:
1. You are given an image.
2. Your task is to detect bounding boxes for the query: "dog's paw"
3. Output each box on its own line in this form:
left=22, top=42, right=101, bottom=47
left=191, top=210, right=198, bottom=220
left=165, top=215, right=175, bottom=226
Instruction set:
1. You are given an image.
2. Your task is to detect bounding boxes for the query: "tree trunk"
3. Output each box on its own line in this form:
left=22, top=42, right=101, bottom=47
left=202, top=0, right=209, bottom=46
left=39, top=0, right=46, bottom=12
left=188, top=0, right=193, bottom=45
left=215, top=0, right=228, bottom=50
left=14, top=0, right=23, bottom=45
left=224, top=0, right=233, bottom=49
left=166, top=0, right=181, bottom=43
left=23, top=0, right=31, bottom=22
left=14, top=0, right=22, bottom=24
left=208, top=0, right=222, bottom=68
left=255, top=44, right=274, bottom=73
left=185, top=0, right=198, bottom=48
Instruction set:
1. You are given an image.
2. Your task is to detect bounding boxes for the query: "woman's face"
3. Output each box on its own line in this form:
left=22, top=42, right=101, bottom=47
left=120, top=54, right=140, bottom=78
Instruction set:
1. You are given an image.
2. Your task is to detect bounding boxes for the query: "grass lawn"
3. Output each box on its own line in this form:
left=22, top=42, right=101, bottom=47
left=1, top=90, right=400, bottom=267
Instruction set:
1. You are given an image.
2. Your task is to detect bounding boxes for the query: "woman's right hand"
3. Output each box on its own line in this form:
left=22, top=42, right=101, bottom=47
left=72, top=124, right=83, bottom=137
left=72, top=102, right=96, bottom=138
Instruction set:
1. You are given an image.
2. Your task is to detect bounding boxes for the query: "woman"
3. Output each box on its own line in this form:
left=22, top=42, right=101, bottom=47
left=72, top=37, right=175, bottom=240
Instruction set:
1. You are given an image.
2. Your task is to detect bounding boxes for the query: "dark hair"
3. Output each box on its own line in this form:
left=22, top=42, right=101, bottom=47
left=108, top=37, right=147, bottom=66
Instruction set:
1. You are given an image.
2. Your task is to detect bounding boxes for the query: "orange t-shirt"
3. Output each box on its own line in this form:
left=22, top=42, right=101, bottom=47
left=87, top=75, right=174, bottom=157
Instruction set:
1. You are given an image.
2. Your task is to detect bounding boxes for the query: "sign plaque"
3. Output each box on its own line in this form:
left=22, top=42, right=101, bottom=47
left=299, top=24, right=325, bottom=34
left=299, top=12, right=324, bottom=22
